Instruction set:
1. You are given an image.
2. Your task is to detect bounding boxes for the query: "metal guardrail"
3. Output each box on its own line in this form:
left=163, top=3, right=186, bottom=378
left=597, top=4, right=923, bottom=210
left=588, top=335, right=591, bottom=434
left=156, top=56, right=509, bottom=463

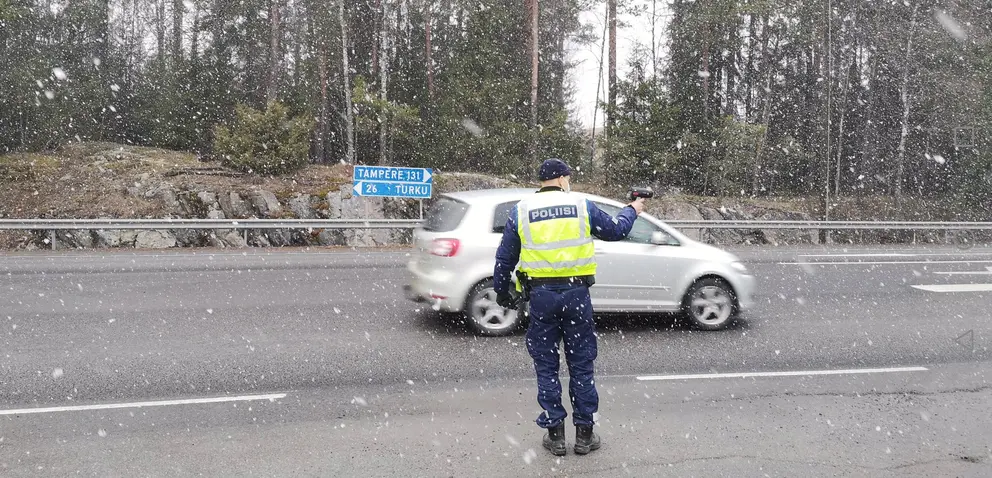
left=0, top=219, right=423, bottom=230
left=1, top=219, right=987, bottom=250
left=0, top=218, right=991, bottom=230
left=663, top=220, right=992, bottom=230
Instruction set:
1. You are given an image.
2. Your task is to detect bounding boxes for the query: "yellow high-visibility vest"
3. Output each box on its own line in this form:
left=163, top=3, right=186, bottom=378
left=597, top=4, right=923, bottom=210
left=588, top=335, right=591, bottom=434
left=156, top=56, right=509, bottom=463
left=516, top=191, right=596, bottom=278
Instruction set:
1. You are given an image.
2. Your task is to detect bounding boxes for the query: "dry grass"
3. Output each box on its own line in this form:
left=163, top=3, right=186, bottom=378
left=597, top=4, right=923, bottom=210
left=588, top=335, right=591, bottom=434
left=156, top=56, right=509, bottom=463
left=0, top=142, right=354, bottom=219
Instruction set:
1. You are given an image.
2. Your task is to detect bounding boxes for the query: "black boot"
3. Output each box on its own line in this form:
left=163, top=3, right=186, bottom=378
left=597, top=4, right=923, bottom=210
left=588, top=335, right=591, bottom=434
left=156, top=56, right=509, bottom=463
left=542, top=424, right=566, bottom=456
left=574, top=424, right=601, bottom=455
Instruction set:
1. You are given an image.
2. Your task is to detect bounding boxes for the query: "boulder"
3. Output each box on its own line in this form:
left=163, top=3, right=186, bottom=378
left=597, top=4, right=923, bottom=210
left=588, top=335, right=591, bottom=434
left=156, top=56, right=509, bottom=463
left=751, top=208, right=816, bottom=245
left=173, top=229, right=207, bottom=247
left=219, top=230, right=247, bottom=248
left=250, top=190, right=283, bottom=217
left=135, top=230, right=177, bottom=249
left=326, top=190, right=343, bottom=219
left=197, top=191, right=218, bottom=208
left=263, top=229, right=296, bottom=247
left=248, top=231, right=271, bottom=247
left=71, top=230, right=96, bottom=248
left=96, top=229, right=138, bottom=247
left=696, top=206, right=746, bottom=245
left=317, top=229, right=345, bottom=246
left=157, top=187, right=180, bottom=210
left=207, top=230, right=246, bottom=248
left=654, top=201, right=704, bottom=241
left=289, top=193, right=317, bottom=219
left=218, top=192, right=252, bottom=219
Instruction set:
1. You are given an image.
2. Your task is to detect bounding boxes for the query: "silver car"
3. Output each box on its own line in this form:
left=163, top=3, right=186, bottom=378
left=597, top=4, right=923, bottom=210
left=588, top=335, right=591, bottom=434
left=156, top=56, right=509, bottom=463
left=404, top=188, right=756, bottom=336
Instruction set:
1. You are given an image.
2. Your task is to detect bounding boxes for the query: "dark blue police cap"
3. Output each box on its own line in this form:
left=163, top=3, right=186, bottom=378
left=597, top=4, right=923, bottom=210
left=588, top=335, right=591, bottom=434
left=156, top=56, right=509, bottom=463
left=538, top=158, right=572, bottom=181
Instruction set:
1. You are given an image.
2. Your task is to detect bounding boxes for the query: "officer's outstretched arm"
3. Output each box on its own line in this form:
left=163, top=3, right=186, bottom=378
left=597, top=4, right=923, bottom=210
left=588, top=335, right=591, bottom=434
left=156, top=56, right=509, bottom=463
left=493, top=209, right=521, bottom=295
left=587, top=200, right=637, bottom=241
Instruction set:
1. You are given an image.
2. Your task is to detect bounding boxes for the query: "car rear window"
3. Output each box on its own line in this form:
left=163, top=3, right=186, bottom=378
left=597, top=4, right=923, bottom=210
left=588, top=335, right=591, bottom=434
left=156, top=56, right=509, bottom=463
left=422, top=197, right=469, bottom=232
left=492, top=201, right=519, bottom=233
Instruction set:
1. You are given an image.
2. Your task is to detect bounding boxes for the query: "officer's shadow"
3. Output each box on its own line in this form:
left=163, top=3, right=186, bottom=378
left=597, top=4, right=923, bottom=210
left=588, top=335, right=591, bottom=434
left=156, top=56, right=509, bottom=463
left=412, top=308, right=751, bottom=337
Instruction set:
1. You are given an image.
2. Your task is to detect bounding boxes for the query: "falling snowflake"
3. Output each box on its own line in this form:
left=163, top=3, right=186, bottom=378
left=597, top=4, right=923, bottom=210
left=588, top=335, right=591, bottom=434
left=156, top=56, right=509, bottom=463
left=522, top=448, right=537, bottom=464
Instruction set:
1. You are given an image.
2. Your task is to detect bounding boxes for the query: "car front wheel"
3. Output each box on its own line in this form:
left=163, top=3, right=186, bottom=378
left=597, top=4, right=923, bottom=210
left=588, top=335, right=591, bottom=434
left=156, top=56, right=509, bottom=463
left=464, top=279, right=524, bottom=336
left=681, top=277, right=737, bottom=330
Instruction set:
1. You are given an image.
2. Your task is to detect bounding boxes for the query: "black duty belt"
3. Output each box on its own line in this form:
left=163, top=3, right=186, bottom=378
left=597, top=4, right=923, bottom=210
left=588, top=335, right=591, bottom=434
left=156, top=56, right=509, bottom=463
left=528, top=275, right=595, bottom=287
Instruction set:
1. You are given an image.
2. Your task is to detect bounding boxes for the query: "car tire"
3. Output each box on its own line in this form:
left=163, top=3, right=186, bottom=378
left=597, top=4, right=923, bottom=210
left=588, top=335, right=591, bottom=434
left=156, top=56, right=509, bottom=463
left=681, top=277, right=737, bottom=331
left=463, top=279, right=525, bottom=336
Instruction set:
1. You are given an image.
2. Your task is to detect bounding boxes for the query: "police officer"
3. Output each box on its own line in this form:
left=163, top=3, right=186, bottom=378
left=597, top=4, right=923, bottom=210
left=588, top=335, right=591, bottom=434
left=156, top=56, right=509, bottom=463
left=493, top=158, right=644, bottom=456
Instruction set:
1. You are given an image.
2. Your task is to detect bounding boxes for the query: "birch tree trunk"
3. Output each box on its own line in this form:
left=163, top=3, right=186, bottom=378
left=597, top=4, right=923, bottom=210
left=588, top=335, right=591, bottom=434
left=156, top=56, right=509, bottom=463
left=606, top=0, right=616, bottom=168
left=835, top=55, right=851, bottom=196
left=339, top=0, right=355, bottom=164
left=156, top=0, right=166, bottom=61
left=172, top=0, right=183, bottom=62
left=895, top=3, right=920, bottom=203
left=378, top=0, right=391, bottom=165
left=425, top=1, right=435, bottom=101
left=651, top=0, right=657, bottom=77
left=752, top=30, right=777, bottom=196
left=317, top=41, right=328, bottom=163
left=267, top=0, right=281, bottom=102
left=528, top=0, right=539, bottom=163
left=190, top=3, right=200, bottom=60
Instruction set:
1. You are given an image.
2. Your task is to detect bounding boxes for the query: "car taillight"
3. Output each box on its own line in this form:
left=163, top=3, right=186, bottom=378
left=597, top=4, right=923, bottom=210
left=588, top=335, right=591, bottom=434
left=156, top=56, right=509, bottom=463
left=429, top=238, right=460, bottom=257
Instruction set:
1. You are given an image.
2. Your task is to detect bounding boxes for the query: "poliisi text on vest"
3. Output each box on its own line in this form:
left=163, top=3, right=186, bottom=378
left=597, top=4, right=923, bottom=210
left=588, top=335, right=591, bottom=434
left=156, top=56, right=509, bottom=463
left=529, top=205, right=578, bottom=223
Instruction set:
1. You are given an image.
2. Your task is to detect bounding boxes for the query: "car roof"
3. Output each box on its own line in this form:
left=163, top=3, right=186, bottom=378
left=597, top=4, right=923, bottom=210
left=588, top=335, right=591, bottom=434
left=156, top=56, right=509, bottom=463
left=442, top=188, right=626, bottom=209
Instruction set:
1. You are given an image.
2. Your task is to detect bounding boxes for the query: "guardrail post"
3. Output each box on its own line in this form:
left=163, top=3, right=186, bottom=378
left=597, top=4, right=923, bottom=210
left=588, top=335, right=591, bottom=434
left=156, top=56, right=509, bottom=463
left=49, top=230, right=58, bottom=251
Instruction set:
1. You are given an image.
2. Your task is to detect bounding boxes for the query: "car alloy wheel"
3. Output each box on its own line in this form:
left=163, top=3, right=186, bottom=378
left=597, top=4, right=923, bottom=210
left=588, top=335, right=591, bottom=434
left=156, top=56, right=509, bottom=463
left=465, top=280, right=522, bottom=336
left=684, top=278, right=736, bottom=330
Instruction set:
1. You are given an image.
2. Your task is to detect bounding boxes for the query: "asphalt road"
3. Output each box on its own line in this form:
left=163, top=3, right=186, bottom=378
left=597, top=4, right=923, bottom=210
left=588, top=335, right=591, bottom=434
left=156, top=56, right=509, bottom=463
left=2, top=245, right=991, bottom=476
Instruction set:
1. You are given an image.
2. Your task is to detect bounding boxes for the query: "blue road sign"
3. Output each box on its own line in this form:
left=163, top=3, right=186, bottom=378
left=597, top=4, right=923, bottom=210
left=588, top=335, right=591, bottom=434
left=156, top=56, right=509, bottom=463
left=352, top=180, right=432, bottom=198
left=352, top=165, right=433, bottom=199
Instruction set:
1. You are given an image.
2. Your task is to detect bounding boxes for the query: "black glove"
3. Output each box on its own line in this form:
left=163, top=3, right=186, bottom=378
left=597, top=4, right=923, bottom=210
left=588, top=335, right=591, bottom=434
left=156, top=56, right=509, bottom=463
left=496, top=291, right=518, bottom=310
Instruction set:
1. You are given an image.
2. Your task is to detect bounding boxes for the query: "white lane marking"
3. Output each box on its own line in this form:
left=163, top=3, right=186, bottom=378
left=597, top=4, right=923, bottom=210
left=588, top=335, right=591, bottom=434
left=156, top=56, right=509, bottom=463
left=935, top=266, right=992, bottom=276
left=0, top=393, right=287, bottom=416
left=799, top=253, right=916, bottom=257
left=799, top=253, right=992, bottom=258
left=911, top=284, right=992, bottom=293
left=636, top=366, right=928, bottom=381
left=781, top=260, right=992, bottom=266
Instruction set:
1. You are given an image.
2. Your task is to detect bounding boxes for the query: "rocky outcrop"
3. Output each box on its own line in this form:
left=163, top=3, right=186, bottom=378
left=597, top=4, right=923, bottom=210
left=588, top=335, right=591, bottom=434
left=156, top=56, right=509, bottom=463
left=21, top=166, right=824, bottom=250
left=651, top=202, right=816, bottom=246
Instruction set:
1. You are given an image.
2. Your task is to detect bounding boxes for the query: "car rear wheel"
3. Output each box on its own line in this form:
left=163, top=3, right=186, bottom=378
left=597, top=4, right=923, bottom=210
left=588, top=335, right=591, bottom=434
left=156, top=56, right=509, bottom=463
left=681, top=277, right=737, bottom=330
left=464, top=279, right=524, bottom=336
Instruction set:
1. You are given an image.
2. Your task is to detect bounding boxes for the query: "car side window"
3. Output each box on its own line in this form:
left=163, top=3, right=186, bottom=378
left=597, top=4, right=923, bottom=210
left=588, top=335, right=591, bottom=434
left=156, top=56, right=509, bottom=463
left=492, top=201, right=520, bottom=233
left=591, top=202, right=665, bottom=244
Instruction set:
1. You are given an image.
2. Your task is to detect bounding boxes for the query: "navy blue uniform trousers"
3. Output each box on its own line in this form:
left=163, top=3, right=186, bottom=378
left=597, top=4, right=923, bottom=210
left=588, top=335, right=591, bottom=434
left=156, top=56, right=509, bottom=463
left=525, top=282, right=598, bottom=428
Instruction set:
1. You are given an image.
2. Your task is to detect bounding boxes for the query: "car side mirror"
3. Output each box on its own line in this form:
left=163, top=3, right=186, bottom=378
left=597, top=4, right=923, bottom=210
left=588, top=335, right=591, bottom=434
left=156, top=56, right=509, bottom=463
left=650, top=231, right=677, bottom=246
